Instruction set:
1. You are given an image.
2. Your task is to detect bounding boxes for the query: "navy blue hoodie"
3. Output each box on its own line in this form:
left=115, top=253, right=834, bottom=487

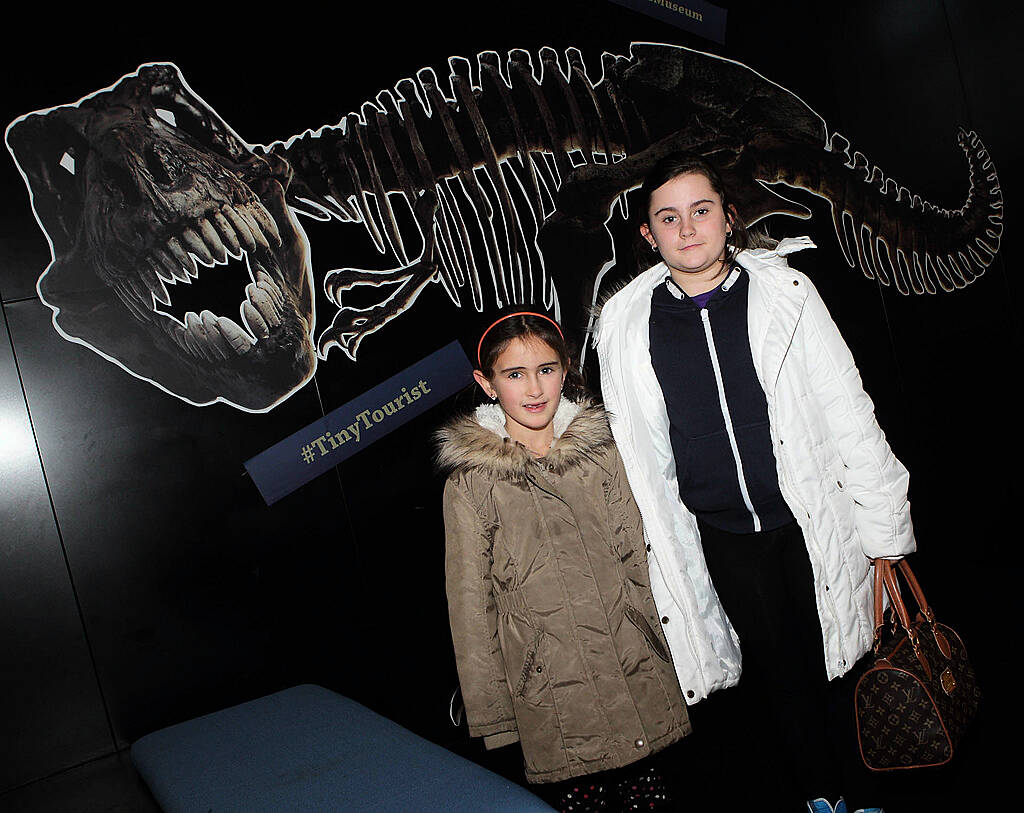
left=648, top=265, right=793, bottom=534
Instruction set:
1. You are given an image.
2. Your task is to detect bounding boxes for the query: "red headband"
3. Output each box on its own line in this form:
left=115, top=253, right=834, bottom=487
left=476, top=311, right=564, bottom=368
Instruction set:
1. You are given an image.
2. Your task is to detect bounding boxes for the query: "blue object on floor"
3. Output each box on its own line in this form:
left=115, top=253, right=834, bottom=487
left=131, top=684, right=553, bottom=812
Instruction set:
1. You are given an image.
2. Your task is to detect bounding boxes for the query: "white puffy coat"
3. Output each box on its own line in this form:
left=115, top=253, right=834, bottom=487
left=596, top=238, right=915, bottom=703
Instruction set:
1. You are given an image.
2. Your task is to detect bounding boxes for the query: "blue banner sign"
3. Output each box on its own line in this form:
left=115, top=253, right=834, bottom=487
left=609, top=0, right=727, bottom=43
left=245, top=341, right=473, bottom=505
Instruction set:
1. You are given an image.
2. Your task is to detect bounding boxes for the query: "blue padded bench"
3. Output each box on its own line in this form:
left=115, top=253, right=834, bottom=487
left=131, top=684, right=553, bottom=812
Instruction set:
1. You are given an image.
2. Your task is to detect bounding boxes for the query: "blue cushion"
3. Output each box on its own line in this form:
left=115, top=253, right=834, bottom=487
left=131, top=684, right=552, bottom=812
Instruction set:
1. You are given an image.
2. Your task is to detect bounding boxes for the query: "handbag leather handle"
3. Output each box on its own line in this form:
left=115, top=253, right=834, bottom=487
left=872, top=560, right=896, bottom=644
left=872, top=558, right=932, bottom=629
left=881, top=562, right=913, bottom=633
left=896, top=559, right=953, bottom=659
left=872, top=560, right=908, bottom=654
left=895, top=559, right=934, bottom=624
left=880, top=561, right=932, bottom=679
left=871, top=557, right=952, bottom=666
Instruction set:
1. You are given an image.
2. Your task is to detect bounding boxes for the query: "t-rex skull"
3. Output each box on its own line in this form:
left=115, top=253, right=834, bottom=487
left=6, top=63, right=316, bottom=411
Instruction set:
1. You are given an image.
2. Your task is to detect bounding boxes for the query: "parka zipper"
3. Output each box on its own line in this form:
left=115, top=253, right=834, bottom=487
left=699, top=307, right=762, bottom=532
left=522, top=464, right=636, bottom=732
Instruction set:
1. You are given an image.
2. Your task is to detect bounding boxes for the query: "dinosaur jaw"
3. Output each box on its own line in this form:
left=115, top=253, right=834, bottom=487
left=44, top=179, right=317, bottom=412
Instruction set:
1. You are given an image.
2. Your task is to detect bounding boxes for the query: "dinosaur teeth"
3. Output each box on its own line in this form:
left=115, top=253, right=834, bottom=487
left=178, top=326, right=202, bottom=359
left=163, top=307, right=258, bottom=361
left=164, top=319, right=190, bottom=353
left=211, top=210, right=243, bottom=256
left=181, top=226, right=216, bottom=268
left=185, top=311, right=223, bottom=360
left=150, top=244, right=290, bottom=359
left=256, top=269, right=285, bottom=309
left=140, top=259, right=171, bottom=306
left=152, top=248, right=182, bottom=284
left=201, top=310, right=235, bottom=358
left=176, top=310, right=255, bottom=357
left=113, top=281, right=152, bottom=322
left=165, top=236, right=195, bottom=282
left=183, top=311, right=216, bottom=360
left=246, top=200, right=283, bottom=247
left=246, top=282, right=281, bottom=327
left=222, top=204, right=258, bottom=253
left=241, top=299, right=271, bottom=339
left=216, top=314, right=256, bottom=354
left=197, top=217, right=230, bottom=262
left=235, top=206, right=271, bottom=252
left=150, top=204, right=289, bottom=359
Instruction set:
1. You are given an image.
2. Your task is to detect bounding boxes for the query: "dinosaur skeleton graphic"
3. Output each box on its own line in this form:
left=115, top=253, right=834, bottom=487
left=5, top=43, right=1003, bottom=411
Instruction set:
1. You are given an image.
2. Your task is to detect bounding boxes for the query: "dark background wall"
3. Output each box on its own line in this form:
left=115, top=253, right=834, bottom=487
left=1, top=1, right=1019, bottom=809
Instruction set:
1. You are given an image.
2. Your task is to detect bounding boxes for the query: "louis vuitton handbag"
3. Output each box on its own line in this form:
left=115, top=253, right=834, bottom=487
left=854, top=558, right=981, bottom=771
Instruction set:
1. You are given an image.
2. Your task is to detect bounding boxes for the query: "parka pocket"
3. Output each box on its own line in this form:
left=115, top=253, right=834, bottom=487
left=496, top=593, right=549, bottom=704
left=827, top=461, right=857, bottom=539
left=624, top=603, right=672, bottom=663
left=513, top=628, right=546, bottom=699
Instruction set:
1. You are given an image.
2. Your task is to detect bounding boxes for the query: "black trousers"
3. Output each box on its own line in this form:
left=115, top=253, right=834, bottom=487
left=683, top=519, right=873, bottom=808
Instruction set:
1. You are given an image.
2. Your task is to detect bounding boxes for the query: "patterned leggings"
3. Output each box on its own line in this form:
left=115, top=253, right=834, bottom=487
left=536, top=755, right=674, bottom=812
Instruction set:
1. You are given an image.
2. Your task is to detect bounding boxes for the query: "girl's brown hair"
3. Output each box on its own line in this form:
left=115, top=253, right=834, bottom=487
left=632, top=152, right=772, bottom=269
left=476, top=310, right=585, bottom=401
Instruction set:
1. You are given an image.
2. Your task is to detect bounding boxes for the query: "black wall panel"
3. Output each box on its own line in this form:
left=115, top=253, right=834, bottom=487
left=5, top=298, right=359, bottom=751
left=1, top=1, right=1018, bottom=805
left=824, top=0, right=1020, bottom=704
left=0, top=306, right=112, bottom=789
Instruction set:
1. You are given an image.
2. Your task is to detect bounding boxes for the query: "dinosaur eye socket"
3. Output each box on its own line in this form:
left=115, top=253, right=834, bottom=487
left=155, top=108, right=177, bottom=127
left=151, top=88, right=249, bottom=162
left=145, top=145, right=174, bottom=187
left=168, top=104, right=210, bottom=144
left=103, top=160, right=141, bottom=205
left=150, top=95, right=211, bottom=146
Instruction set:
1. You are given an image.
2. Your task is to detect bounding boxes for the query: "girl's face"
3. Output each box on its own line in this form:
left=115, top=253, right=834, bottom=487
left=473, top=336, right=566, bottom=450
left=640, top=171, right=734, bottom=285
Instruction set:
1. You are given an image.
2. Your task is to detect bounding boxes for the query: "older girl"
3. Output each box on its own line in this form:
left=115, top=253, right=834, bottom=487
left=437, top=309, right=689, bottom=811
left=596, top=152, right=910, bottom=812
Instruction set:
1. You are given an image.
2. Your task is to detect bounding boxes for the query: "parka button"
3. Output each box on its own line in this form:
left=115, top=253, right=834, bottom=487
left=686, top=690, right=695, bottom=699
left=634, top=738, right=645, bottom=748
left=646, top=544, right=651, bottom=552
left=536, top=666, right=543, bottom=673
left=661, top=616, right=669, bottom=624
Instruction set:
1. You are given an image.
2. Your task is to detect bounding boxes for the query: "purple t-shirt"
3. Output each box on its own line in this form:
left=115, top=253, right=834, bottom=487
left=689, top=284, right=721, bottom=309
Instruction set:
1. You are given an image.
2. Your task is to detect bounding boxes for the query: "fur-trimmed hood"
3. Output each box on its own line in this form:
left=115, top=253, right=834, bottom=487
left=435, top=397, right=613, bottom=480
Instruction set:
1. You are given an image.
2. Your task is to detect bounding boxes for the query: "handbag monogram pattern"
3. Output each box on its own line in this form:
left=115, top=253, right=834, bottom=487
left=854, top=559, right=981, bottom=771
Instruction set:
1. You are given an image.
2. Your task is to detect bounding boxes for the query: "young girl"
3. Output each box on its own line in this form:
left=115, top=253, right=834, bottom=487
left=437, top=309, right=690, bottom=811
left=595, top=152, right=910, bottom=812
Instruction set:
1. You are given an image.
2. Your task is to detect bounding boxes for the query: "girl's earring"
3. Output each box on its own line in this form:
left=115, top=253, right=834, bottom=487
left=489, top=393, right=497, bottom=401
left=650, top=242, right=659, bottom=253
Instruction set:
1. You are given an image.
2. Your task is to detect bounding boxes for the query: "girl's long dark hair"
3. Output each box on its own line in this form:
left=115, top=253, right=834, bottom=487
left=631, top=152, right=774, bottom=270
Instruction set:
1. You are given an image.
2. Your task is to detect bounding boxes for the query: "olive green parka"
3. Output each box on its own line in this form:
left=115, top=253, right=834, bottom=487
left=437, top=398, right=690, bottom=784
